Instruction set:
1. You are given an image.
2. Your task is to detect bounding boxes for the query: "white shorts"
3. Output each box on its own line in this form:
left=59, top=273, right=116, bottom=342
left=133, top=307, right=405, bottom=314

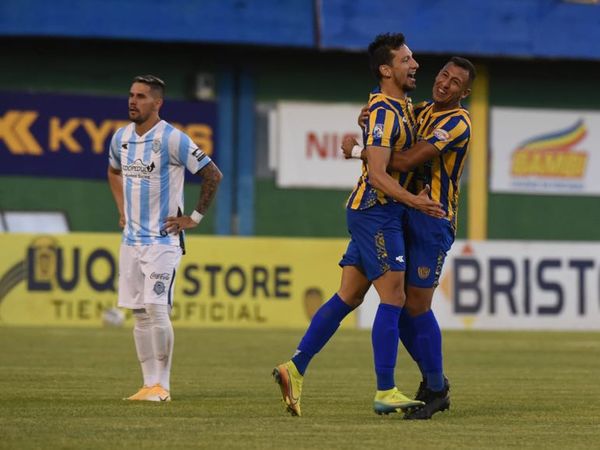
left=117, top=244, right=183, bottom=310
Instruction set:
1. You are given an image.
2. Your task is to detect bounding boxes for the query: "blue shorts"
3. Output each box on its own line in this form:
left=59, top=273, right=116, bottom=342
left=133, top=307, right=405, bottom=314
left=339, top=202, right=406, bottom=281
left=404, top=208, right=455, bottom=288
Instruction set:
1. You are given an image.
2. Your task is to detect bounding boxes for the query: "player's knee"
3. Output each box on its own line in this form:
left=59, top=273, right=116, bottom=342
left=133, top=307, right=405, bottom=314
left=404, top=301, right=429, bottom=316
left=405, top=286, right=434, bottom=315
left=133, top=308, right=151, bottom=328
left=388, top=280, right=406, bottom=304
left=339, top=294, right=364, bottom=309
left=380, top=289, right=405, bottom=307
left=145, top=303, right=171, bottom=325
left=337, top=287, right=366, bottom=309
left=394, top=288, right=406, bottom=305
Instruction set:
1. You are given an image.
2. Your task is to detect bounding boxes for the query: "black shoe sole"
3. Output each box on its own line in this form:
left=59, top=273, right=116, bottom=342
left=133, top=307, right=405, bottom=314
left=403, top=399, right=450, bottom=420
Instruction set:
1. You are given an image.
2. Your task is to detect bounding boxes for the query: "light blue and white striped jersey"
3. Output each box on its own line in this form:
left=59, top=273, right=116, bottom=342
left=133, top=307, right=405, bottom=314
left=108, top=120, right=211, bottom=246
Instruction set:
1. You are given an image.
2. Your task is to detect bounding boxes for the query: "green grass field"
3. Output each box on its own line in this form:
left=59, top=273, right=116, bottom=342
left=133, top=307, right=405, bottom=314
left=1, top=327, right=599, bottom=449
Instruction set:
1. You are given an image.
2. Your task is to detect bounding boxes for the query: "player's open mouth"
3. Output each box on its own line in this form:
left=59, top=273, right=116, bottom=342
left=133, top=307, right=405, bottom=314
left=408, top=72, right=417, bottom=81
left=437, top=87, right=447, bottom=95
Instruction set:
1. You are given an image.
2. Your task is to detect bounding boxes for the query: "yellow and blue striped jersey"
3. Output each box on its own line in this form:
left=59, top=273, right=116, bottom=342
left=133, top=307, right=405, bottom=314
left=411, top=100, right=471, bottom=230
left=347, top=88, right=416, bottom=210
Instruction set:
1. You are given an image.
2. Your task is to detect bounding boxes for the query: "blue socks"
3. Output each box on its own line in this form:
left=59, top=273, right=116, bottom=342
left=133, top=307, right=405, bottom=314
left=292, top=294, right=353, bottom=375
left=372, top=303, right=402, bottom=391
left=412, top=310, right=445, bottom=391
left=398, top=308, right=423, bottom=372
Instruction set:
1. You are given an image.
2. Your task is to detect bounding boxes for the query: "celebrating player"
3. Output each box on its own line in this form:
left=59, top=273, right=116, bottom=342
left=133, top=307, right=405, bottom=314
left=342, top=56, right=476, bottom=419
left=108, top=75, right=222, bottom=401
left=273, top=33, right=444, bottom=417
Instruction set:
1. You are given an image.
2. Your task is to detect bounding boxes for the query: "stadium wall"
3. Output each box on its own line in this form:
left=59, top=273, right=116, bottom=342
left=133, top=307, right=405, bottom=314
left=1, top=39, right=599, bottom=240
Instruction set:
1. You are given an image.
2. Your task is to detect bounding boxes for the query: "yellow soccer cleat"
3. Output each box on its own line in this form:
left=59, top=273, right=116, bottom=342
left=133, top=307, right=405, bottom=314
left=272, top=361, right=303, bottom=416
left=124, top=385, right=153, bottom=401
left=144, top=384, right=171, bottom=402
left=373, top=387, right=424, bottom=415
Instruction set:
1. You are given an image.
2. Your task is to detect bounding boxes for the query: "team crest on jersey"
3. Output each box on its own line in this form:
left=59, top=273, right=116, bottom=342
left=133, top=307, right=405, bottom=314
left=373, top=123, right=384, bottom=139
left=152, top=139, right=161, bottom=153
left=153, top=281, right=166, bottom=295
left=433, top=128, right=450, bottom=141
left=418, top=266, right=431, bottom=279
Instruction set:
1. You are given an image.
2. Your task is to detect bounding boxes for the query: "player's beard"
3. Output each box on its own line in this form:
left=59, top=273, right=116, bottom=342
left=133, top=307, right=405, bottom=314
left=402, top=78, right=417, bottom=92
left=394, top=72, right=416, bottom=93
left=129, top=110, right=149, bottom=124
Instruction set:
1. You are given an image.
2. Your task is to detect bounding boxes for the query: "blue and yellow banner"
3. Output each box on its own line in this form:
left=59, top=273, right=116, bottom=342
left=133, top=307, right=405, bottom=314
left=0, top=91, right=217, bottom=179
left=0, top=234, right=354, bottom=329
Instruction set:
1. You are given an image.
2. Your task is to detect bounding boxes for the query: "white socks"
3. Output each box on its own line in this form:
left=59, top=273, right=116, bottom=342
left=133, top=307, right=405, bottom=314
left=133, top=309, right=158, bottom=387
left=145, top=303, right=174, bottom=391
left=132, top=304, right=174, bottom=391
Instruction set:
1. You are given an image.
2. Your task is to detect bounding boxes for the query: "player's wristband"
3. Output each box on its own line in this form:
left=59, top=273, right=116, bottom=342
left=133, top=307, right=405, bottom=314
left=351, top=145, right=363, bottom=159
left=190, top=210, right=204, bottom=224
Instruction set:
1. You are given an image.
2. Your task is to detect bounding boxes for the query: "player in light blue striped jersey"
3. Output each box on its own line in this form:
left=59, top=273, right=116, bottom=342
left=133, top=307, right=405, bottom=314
left=108, top=75, right=222, bottom=402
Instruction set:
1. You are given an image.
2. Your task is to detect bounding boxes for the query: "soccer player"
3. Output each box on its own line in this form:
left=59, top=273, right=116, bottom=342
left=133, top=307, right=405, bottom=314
left=273, top=33, right=444, bottom=417
left=107, top=75, right=222, bottom=401
left=342, top=57, right=476, bottom=419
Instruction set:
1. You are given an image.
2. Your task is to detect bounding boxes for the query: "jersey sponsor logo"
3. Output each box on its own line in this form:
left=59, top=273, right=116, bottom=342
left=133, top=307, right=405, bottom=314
left=373, top=123, right=384, bottom=139
left=153, top=281, right=166, bottom=295
left=150, top=272, right=171, bottom=281
left=121, top=159, right=155, bottom=179
left=418, top=266, right=431, bottom=279
left=396, top=255, right=405, bottom=263
left=433, top=128, right=451, bottom=142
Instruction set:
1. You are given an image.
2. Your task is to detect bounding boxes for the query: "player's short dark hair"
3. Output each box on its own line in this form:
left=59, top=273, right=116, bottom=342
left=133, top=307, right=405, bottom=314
left=448, top=57, right=477, bottom=85
left=368, top=33, right=406, bottom=80
left=132, top=74, right=166, bottom=97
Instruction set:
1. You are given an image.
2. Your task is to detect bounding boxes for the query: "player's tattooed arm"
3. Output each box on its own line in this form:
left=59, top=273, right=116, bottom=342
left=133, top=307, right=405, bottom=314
left=163, top=161, right=223, bottom=234
left=194, top=161, right=223, bottom=215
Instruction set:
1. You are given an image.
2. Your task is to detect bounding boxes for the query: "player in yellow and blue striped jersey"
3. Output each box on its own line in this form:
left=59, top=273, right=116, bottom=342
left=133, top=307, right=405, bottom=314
left=343, top=56, right=476, bottom=419
left=346, top=84, right=417, bottom=210
left=273, top=33, right=444, bottom=418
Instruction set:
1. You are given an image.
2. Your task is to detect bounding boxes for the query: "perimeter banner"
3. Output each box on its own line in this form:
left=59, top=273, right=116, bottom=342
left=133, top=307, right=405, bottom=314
left=0, top=234, right=351, bottom=329
left=490, top=106, right=600, bottom=195
left=274, top=101, right=363, bottom=189
left=0, top=91, right=217, bottom=179
left=358, top=240, right=600, bottom=331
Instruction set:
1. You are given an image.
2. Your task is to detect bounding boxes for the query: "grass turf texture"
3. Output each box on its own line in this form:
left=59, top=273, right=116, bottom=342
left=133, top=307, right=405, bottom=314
left=1, top=327, right=599, bottom=449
